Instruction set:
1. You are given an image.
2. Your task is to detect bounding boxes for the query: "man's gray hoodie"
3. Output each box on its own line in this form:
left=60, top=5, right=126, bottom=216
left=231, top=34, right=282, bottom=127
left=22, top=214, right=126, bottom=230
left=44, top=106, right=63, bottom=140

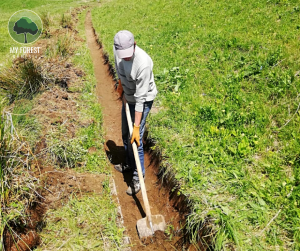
left=114, top=45, right=158, bottom=112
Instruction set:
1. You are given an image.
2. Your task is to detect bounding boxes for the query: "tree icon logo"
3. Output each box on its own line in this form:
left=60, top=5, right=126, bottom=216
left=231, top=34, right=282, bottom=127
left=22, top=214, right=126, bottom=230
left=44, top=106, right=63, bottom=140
left=8, top=10, right=43, bottom=44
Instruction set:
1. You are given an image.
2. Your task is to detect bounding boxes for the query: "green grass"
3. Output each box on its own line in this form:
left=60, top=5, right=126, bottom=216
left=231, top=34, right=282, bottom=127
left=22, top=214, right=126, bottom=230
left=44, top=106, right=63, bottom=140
left=12, top=98, right=42, bottom=145
left=47, top=132, right=89, bottom=168
left=91, top=0, right=300, bottom=250
left=36, top=191, right=126, bottom=250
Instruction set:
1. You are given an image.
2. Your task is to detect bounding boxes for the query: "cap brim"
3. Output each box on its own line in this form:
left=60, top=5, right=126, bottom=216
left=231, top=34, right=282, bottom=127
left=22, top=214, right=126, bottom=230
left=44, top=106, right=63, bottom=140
left=116, top=46, right=134, bottom=59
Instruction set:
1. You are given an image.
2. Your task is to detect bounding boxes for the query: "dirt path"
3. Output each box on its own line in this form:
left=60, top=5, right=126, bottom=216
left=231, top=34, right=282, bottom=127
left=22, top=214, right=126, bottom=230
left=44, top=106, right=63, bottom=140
left=85, top=10, right=185, bottom=251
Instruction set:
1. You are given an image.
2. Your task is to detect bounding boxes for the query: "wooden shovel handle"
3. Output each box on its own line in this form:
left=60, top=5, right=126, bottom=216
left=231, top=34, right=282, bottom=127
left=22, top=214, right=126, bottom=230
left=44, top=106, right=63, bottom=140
left=124, top=101, right=152, bottom=223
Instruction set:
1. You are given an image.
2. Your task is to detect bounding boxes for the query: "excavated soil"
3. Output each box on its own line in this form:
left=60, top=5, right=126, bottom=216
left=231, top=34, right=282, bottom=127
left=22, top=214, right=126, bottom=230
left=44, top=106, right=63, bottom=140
left=85, top=11, right=188, bottom=250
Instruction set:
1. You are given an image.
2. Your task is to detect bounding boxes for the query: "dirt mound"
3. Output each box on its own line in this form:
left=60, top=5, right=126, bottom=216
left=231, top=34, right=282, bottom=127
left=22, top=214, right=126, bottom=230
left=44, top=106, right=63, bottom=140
left=41, top=167, right=106, bottom=209
left=29, top=87, right=80, bottom=137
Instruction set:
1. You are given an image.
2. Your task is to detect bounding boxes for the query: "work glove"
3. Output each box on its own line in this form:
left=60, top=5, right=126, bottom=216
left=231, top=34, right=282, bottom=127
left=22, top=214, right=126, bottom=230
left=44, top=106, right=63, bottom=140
left=117, top=79, right=123, bottom=98
left=131, top=123, right=140, bottom=147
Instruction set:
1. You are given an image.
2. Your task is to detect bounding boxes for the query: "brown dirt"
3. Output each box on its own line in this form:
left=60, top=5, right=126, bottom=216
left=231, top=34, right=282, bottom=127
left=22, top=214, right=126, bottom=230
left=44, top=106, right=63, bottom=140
left=40, top=168, right=106, bottom=209
left=28, top=86, right=94, bottom=139
left=85, top=11, right=187, bottom=250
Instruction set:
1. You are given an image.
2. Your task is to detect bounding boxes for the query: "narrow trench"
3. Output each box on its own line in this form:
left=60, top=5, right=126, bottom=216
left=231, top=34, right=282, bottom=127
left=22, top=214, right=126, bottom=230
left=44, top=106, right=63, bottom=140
left=85, top=11, right=188, bottom=251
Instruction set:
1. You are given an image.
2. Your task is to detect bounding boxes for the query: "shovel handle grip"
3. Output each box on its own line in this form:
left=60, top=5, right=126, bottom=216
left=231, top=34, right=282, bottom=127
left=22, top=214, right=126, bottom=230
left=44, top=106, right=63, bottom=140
left=124, top=101, right=152, bottom=224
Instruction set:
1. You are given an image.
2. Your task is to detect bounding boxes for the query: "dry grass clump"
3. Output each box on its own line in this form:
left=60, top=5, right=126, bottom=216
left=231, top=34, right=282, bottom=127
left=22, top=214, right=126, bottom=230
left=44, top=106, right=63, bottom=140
left=40, top=12, right=53, bottom=38
left=41, top=12, right=53, bottom=32
left=45, top=32, right=75, bottom=59
left=60, top=12, right=73, bottom=29
left=0, top=57, right=51, bottom=103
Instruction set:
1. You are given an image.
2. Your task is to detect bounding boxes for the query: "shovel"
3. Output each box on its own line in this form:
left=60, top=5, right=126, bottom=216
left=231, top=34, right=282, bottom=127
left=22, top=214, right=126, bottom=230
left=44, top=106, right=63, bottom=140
left=124, top=100, right=166, bottom=238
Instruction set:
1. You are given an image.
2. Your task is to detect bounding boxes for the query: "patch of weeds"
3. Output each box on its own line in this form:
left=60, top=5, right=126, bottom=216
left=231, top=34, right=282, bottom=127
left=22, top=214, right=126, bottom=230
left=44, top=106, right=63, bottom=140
left=60, top=12, right=73, bottom=29
left=45, top=33, right=74, bottom=58
left=47, top=131, right=88, bottom=168
left=165, top=223, right=175, bottom=241
left=155, top=67, right=189, bottom=94
left=75, top=102, right=108, bottom=173
left=265, top=68, right=295, bottom=100
left=78, top=122, right=100, bottom=149
left=101, top=178, right=110, bottom=192
left=84, top=153, right=108, bottom=174
left=214, top=212, right=240, bottom=251
left=11, top=99, right=41, bottom=145
left=36, top=194, right=126, bottom=250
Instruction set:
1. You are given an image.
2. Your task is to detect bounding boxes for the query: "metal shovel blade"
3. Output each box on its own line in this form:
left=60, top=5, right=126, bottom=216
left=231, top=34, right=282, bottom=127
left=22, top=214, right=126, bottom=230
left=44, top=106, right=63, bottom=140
left=137, top=215, right=166, bottom=238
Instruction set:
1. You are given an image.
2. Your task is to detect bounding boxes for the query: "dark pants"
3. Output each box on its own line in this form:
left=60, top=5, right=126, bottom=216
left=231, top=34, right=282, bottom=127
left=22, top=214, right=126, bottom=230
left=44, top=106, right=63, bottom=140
left=121, top=101, right=153, bottom=181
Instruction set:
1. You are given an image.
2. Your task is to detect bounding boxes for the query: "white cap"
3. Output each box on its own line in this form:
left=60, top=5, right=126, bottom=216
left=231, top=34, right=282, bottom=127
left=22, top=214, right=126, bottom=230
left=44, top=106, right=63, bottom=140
left=114, top=30, right=134, bottom=58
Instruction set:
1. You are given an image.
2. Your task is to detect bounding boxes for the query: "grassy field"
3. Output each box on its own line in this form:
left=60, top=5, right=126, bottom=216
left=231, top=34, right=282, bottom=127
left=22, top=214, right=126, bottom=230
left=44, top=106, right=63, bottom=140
left=92, top=0, right=300, bottom=250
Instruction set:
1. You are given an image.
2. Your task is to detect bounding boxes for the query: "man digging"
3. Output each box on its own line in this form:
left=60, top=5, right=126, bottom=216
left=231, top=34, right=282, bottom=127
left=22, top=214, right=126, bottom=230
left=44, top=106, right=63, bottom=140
left=113, top=30, right=158, bottom=196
